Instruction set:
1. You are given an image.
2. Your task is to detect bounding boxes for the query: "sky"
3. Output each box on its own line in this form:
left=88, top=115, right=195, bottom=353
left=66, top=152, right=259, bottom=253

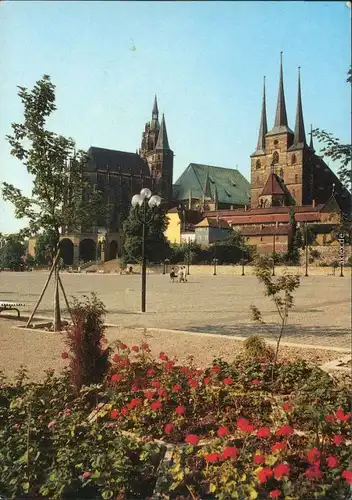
left=0, top=1, right=350, bottom=233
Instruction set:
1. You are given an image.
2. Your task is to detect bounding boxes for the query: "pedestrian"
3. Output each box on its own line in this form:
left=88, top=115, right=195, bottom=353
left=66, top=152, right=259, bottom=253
left=170, top=267, right=176, bottom=283
left=178, top=266, right=184, bottom=283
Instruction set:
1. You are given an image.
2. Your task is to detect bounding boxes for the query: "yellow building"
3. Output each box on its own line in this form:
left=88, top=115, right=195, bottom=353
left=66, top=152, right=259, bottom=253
left=165, top=208, right=203, bottom=245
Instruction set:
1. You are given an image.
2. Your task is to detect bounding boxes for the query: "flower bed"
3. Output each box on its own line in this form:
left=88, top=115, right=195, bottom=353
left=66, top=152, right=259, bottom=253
left=1, top=340, right=351, bottom=499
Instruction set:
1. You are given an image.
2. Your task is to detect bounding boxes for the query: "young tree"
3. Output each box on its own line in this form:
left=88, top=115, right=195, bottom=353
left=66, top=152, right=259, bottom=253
left=0, top=234, right=26, bottom=270
left=121, top=204, right=170, bottom=266
left=286, top=207, right=300, bottom=265
left=1, top=75, right=103, bottom=257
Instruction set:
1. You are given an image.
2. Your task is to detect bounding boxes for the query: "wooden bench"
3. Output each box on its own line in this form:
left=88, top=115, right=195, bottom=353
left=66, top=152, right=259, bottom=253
left=0, top=301, right=25, bottom=318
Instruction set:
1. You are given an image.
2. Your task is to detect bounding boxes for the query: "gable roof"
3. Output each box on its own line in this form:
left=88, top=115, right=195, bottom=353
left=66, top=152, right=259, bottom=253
left=261, top=173, right=285, bottom=196
left=87, top=147, right=150, bottom=176
left=173, top=163, right=250, bottom=206
left=194, top=217, right=230, bottom=229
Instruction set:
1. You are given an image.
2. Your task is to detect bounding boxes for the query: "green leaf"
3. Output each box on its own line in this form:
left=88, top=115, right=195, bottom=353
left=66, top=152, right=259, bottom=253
left=102, top=490, right=113, bottom=499
left=17, top=451, right=28, bottom=464
left=21, top=482, right=30, bottom=492
left=209, top=483, right=217, bottom=493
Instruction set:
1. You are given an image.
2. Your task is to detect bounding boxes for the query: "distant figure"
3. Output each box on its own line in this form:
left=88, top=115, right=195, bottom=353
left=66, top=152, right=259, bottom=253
left=183, top=266, right=188, bottom=282
left=128, top=265, right=133, bottom=274
left=178, top=266, right=185, bottom=283
left=170, top=267, right=176, bottom=283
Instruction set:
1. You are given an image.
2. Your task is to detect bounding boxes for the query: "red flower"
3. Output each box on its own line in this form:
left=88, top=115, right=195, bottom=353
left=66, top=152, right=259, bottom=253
left=222, top=446, right=238, bottom=460
left=325, top=414, right=335, bottom=423
left=336, top=408, right=351, bottom=422
left=131, top=384, right=139, bottom=391
left=252, top=379, right=260, bottom=385
left=147, top=368, right=154, bottom=376
left=276, top=424, right=293, bottom=437
left=159, top=352, right=168, bottom=361
left=82, top=471, right=92, bottom=479
left=257, top=467, right=273, bottom=483
left=326, top=456, right=339, bottom=468
left=120, top=359, right=130, bottom=367
left=150, top=400, right=162, bottom=411
left=131, top=345, right=139, bottom=352
left=165, top=361, right=175, bottom=371
left=164, top=423, right=174, bottom=434
left=257, top=427, right=271, bottom=438
left=253, top=453, right=265, bottom=464
left=342, top=470, right=352, bottom=485
left=307, top=448, right=321, bottom=464
left=152, top=380, right=160, bottom=388
left=175, top=405, right=185, bottom=415
left=211, top=365, right=221, bottom=374
left=157, top=388, right=168, bottom=398
left=282, top=402, right=292, bottom=412
left=120, top=343, right=128, bottom=350
left=145, top=390, right=154, bottom=400
left=61, top=352, right=69, bottom=359
left=111, top=374, right=121, bottom=383
left=273, top=463, right=290, bottom=480
left=185, top=434, right=199, bottom=446
left=205, top=452, right=221, bottom=463
left=271, top=442, right=286, bottom=453
left=217, top=426, right=230, bottom=438
left=188, top=378, right=198, bottom=388
left=111, top=409, right=119, bottom=418
left=121, top=408, right=128, bottom=416
left=223, top=377, right=233, bottom=385
left=269, top=491, right=281, bottom=499
left=141, top=343, right=149, bottom=350
left=332, top=434, right=344, bottom=445
left=305, top=465, right=322, bottom=480
left=237, top=417, right=254, bottom=433
left=112, top=354, right=120, bottom=363
left=172, top=384, right=182, bottom=392
left=204, top=377, right=210, bottom=385
left=129, top=398, right=142, bottom=408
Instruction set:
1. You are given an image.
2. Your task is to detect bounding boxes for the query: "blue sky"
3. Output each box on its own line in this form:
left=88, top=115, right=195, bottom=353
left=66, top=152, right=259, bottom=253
left=0, top=1, right=350, bottom=233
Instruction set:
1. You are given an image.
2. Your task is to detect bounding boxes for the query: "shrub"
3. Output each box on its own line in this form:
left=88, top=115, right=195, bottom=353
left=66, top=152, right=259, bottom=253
left=64, top=294, right=111, bottom=391
left=242, top=335, right=275, bottom=362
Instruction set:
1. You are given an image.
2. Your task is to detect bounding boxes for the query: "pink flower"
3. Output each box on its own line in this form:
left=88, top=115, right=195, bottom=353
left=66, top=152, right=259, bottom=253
left=282, top=402, right=292, bottom=412
left=175, top=405, right=185, bottom=415
left=332, top=434, right=344, bottom=445
left=111, top=409, right=119, bottom=418
left=269, top=490, right=281, bottom=499
left=307, top=448, right=321, bottom=465
left=276, top=424, right=293, bottom=437
left=326, top=456, right=339, bottom=468
left=112, top=354, right=120, bottom=363
left=217, top=426, right=230, bottom=438
left=211, top=365, right=221, bottom=374
left=152, top=380, right=160, bottom=388
left=61, top=351, right=69, bottom=359
left=185, top=434, right=199, bottom=446
left=342, top=470, right=352, bottom=485
left=141, top=343, right=149, bottom=350
left=273, top=463, right=290, bottom=480
left=257, top=467, right=273, bottom=483
left=257, top=427, right=271, bottom=438
left=205, top=452, right=221, bottom=463
left=237, top=417, right=254, bottom=433
left=131, top=384, right=139, bottom=391
left=120, top=343, right=128, bottom=350
left=164, top=423, right=174, bottom=434
left=101, top=337, right=108, bottom=345
left=157, top=388, right=168, bottom=398
left=82, top=471, right=92, bottom=479
left=253, top=453, right=265, bottom=464
left=147, top=368, right=154, bottom=376
left=252, top=379, right=260, bottom=385
left=48, top=420, right=56, bottom=429
left=131, top=345, right=139, bottom=352
left=222, top=446, right=238, bottom=460
left=150, top=400, right=162, bottom=411
left=223, top=377, right=233, bottom=385
left=159, top=352, right=168, bottom=361
left=172, top=384, right=182, bottom=392
left=111, top=374, right=121, bottom=383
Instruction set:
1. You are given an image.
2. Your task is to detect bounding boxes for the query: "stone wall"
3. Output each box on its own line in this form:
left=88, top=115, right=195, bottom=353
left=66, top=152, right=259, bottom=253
left=300, top=245, right=352, bottom=267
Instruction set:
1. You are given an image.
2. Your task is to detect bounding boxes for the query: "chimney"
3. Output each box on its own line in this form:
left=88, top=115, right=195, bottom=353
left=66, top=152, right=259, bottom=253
left=312, top=199, right=316, bottom=207
left=244, top=205, right=247, bottom=211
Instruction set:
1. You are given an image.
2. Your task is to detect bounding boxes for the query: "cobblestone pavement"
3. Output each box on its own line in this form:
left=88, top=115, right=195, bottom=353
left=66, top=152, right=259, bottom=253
left=0, top=271, right=350, bottom=348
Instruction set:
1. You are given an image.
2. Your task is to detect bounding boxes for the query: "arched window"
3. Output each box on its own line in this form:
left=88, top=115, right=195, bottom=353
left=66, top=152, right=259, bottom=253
left=291, top=154, right=297, bottom=165
left=272, top=151, right=279, bottom=164
left=279, top=168, right=284, bottom=179
left=274, top=139, right=279, bottom=147
left=292, top=188, right=296, bottom=198
left=295, top=174, right=298, bottom=184
left=255, top=159, right=261, bottom=170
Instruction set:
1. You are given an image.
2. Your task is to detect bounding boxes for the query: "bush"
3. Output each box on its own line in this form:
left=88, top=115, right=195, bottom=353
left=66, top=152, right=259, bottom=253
left=242, top=335, right=275, bottom=362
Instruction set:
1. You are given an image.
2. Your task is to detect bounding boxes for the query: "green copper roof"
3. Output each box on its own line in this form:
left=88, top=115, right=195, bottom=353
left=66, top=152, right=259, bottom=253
left=173, top=163, right=250, bottom=206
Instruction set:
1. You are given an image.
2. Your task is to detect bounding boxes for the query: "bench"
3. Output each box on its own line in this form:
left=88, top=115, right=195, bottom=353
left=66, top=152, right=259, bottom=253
left=0, top=301, right=25, bottom=318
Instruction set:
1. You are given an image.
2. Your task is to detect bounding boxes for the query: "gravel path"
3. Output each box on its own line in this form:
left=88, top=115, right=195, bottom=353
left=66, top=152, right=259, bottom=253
left=0, top=319, right=348, bottom=382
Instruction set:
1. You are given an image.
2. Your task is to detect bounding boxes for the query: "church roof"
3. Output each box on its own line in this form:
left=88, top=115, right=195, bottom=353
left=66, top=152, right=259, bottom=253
left=261, top=173, right=286, bottom=196
left=267, top=53, right=293, bottom=136
left=155, top=114, right=171, bottom=150
left=288, top=68, right=307, bottom=151
left=173, top=163, right=250, bottom=206
left=87, top=147, right=150, bottom=176
left=194, top=217, right=230, bottom=229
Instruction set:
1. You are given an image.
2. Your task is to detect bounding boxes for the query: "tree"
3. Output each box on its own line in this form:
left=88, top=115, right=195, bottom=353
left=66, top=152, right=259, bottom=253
left=34, top=228, right=58, bottom=265
left=0, top=234, right=26, bottom=270
left=1, top=75, right=103, bottom=258
left=286, top=208, right=300, bottom=265
left=121, top=204, right=170, bottom=266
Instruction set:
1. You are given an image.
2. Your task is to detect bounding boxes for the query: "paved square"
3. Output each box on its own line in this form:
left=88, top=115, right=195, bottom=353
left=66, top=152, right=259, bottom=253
left=0, top=271, right=350, bottom=348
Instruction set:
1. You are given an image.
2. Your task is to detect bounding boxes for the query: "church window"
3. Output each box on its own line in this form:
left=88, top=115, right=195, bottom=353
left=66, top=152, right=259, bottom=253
left=291, top=154, right=297, bottom=165
left=255, top=160, right=261, bottom=170
left=272, top=151, right=279, bottom=164
left=295, top=174, right=298, bottom=183
left=274, top=139, right=279, bottom=147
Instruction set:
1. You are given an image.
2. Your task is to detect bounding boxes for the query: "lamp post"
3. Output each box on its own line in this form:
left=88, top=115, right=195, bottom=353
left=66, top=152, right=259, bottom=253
left=131, top=188, right=162, bottom=313
left=187, top=238, right=191, bottom=275
left=338, top=232, right=345, bottom=278
left=272, top=231, right=276, bottom=276
left=212, top=258, right=218, bottom=276
left=163, top=258, right=170, bottom=275
left=304, top=222, right=309, bottom=277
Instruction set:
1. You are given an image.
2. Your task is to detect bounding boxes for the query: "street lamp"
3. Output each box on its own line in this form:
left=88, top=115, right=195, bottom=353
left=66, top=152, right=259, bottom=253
left=272, top=231, right=276, bottom=276
left=304, top=222, right=309, bottom=277
left=212, top=258, right=218, bottom=276
left=187, top=238, right=191, bottom=275
left=163, top=258, right=170, bottom=275
left=131, top=188, right=162, bottom=312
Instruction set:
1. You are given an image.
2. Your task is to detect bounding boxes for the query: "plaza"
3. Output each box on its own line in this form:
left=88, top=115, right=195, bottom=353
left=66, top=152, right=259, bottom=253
left=0, top=270, right=350, bottom=349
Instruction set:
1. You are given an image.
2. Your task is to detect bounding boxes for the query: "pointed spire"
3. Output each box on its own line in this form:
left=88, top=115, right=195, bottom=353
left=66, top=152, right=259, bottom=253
left=213, top=184, right=219, bottom=210
left=255, top=76, right=268, bottom=154
left=203, top=172, right=212, bottom=199
left=309, top=124, right=315, bottom=152
left=152, top=95, right=159, bottom=119
left=155, top=113, right=171, bottom=150
left=291, top=67, right=306, bottom=148
left=268, top=53, right=293, bottom=135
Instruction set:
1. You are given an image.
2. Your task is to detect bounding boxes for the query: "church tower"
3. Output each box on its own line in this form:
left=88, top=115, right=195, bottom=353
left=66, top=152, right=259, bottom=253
left=139, top=97, right=174, bottom=206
